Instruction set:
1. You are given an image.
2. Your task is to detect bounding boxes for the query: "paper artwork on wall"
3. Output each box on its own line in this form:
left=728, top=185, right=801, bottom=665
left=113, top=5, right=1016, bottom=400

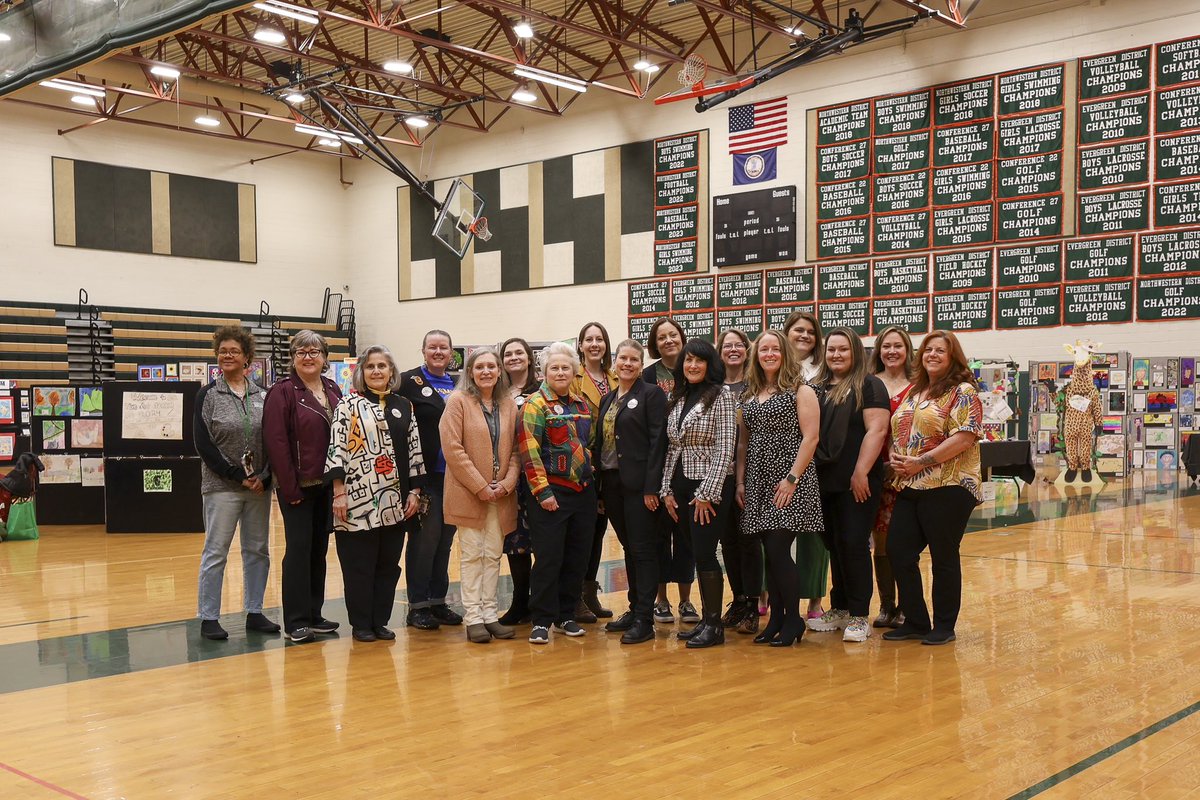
left=1108, top=391, right=1126, bottom=412
left=1096, top=435, right=1125, bottom=456
left=1155, top=450, right=1178, bottom=470
left=1101, top=415, right=1123, bottom=432
left=80, top=457, right=105, bottom=487
left=248, top=358, right=268, bottom=389
left=1132, top=359, right=1149, bottom=389
left=78, top=387, right=103, bottom=416
left=1182, top=358, right=1195, bottom=388
left=71, top=418, right=104, bottom=449
left=41, top=453, right=82, bottom=484
left=150, top=366, right=166, bottom=381
left=143, top=469, right=172, bottom=492
left=207, top=365, right=222, bottom=384
left=1109, top=369, right=1126, bottom=389
left=138, top=366, right=153, bottom=381
left=1037, top=363, right=1056, bottom=381
left=0, top=432, right=14, bottom=461
left=122, top=392, right=184, bottom=440
left=0, top=396, right=13, bottom=425
left=1147, top=391, right=1177, bottom=412
left=1145, top=428, right=1175, bottom=448
left=1036, top=430, right=1052, bottom=454
left=179, top=362, right=208, bottom=382
left=32, top=387, right=76, bottom=417
left=42, top=419, right=67, bottom=450
left=1182, top=388, right=1195, bottom=412
left=166, top=363, right=178, bottom=378
left=1038, top=413, right=1058, bottom=429
left=1133, top=393, right=1147, bottom=412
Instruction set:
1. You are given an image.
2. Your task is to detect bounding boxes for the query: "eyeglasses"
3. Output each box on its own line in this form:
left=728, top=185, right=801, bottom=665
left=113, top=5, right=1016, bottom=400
left=217, top=349, right=244, bottom=356
left=295, top=349, right=323, bottom=359
left=721, top=342, right=746, bottom=351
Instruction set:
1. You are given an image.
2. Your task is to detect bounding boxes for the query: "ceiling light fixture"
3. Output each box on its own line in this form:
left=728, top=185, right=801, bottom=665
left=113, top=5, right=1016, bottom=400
left=318, top=138, right=341, bottom=147
left=512, top=86, right=537, bottom=103
left=513, top=21, right=534, bottom=39
left=633, top=60, right=660, bottom=73
left=70, top=95, right=98, bottom=106
left=195, top=115, right=221, bottom=127
left=40, top=78, right=106, bottom=97
left=284, top=92, right=306, bottom=104
left=513, top=65, right=587, bottom=93
left=253, top=1, right=319, bottom=25
left=406, top=115, right=430, bottom=129
left=149, top=64, right=181, bottom=80
left=382, top=60, right=413, bottom=75
left=253, top=28, right=287, bottom=45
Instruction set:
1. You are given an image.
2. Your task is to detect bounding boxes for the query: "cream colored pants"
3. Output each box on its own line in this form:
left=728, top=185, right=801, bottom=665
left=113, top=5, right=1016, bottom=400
left=457, top=503, right=504, bottom=626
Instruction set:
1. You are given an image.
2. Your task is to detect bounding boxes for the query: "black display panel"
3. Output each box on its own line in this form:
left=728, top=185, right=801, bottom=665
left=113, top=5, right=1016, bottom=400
left=713, top=186, right=797, bottom=267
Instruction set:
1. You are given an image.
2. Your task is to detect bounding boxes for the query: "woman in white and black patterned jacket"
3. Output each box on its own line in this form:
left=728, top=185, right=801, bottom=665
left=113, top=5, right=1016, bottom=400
left=659, top=339, right=737, bottom=649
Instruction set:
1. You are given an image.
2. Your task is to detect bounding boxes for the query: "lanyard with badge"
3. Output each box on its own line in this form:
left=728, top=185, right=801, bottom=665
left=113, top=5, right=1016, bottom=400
left=480, top=399, right=501, bottom=481
left=235, top=386, right=256, bottom=476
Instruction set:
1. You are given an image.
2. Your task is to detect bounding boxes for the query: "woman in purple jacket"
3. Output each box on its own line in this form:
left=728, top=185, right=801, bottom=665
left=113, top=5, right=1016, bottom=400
left=263, top=330, right=343, bottom=643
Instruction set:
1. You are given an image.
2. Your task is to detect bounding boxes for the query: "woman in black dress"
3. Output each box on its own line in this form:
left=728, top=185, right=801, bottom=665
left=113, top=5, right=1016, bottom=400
left=736, top=329, right=823, bottom=648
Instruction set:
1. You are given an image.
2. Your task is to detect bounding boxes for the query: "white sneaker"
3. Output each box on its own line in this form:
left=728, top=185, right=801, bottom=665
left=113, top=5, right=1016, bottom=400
left=806, top=609, right=851, bottom=632
left=842, top=616, right=870, bottom=642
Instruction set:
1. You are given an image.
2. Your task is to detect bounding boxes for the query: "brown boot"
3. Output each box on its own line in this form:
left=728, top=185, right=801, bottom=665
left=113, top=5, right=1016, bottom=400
left=574, top=597, right=598, bottom=624
left=582, top=580, right=613, bottom=619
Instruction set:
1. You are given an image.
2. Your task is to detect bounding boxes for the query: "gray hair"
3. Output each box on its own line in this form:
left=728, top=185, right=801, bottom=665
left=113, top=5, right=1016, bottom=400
left=456, top=346, right=509, bottom=399
left=288, top=329, right=329, bottom=372
left=352, top=345, right=401, bottom=394
left=538, top=341, right=580, bottom=374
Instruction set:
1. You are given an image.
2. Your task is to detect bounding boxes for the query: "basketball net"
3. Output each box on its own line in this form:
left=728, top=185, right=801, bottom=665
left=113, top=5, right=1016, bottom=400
left=679, top=54, right=707, bottom=90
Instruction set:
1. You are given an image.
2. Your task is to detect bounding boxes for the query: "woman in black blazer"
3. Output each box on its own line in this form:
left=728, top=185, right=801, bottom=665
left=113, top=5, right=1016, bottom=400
left=593, top=339, right=667, bottom=645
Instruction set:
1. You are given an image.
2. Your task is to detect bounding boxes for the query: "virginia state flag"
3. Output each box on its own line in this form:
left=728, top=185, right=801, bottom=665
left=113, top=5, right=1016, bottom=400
left=733, top=148, right=777, bottom=185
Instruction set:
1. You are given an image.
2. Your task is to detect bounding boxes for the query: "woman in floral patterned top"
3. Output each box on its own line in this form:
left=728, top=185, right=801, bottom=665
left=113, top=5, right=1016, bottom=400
left=883, top=330, right=983, bottom=647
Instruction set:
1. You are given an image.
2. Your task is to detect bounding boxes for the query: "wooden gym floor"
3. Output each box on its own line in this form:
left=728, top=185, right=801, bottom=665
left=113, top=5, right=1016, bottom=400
left=1, top=472, right=1198, bottom=799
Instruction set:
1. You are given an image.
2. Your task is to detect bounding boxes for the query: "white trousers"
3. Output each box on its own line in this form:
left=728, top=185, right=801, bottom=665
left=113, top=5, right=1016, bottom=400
left=457, top=503, right=504, bottom=626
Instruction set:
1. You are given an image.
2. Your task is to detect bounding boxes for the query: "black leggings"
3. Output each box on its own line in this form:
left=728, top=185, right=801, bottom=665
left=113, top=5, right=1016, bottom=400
left=820, top=477, right=883, bottom=617
left=719, top=506, right=762, bottom=599
left=585, top=513, right=608, bottom=582
left=761, top=529, right=799, bottom=624
left=670, top=472, right=734, bottom=575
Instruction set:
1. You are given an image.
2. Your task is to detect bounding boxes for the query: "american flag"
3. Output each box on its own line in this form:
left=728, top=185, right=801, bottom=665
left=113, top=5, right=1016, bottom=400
left=728, top=96, right=788, bottom=154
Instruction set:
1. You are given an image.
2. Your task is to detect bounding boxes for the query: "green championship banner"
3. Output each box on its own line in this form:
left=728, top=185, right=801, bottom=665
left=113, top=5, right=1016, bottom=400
left=717, top=307, right=764, bottom=340
left=873, top=171, right=930, bottom=213
left=1139, top=228, right=1200, bottom=275
left=816, top=101, right=871, bottom=145
left=998, top=243, right=1063, bottom=286
left=1079, top=46, right=1152, bottom=99
left=717, top=270, right=764, bottom=308
left=874, top=91, right=931, bottom=136
left=933, top=162, right=993, bottom=206
left=934, top=77, right=995, bottom=125
left=1136, top=274, right=1200, bottom=320
left=673, top=310, right=716, bottom=341
left=997, top=194, right=1063, bottom=240
left=873, top=211, right=929, bottom=253
left=932, top=204, right=994, bottom=248
left=1157, top=36, right=1200, bottom=87
left=818, top=260, right=871, bottom=300
left=998, top=63, right=1065, bottom=115
left=1157, top=84, right=1200, bottom=134
left=818, top=299, right=871, bottom=334
left=629, top=315, right=657, bottom=344
left=873, top=132, right=931, bottom=174
left=1155, top=181, right=1200, bottom=228
left=1078, top=139, right=1149, bottom=190
left=997, top=285, right=1062, bottom=328
left=766, top=303, right=815, bottom=330
left=934, top=249, right=993, bottom=291
left=654, top=240, right=697, bottom=275
left=653, top=133, right=703, bottom=275
left=1079, top=187, right=1150, bottom=235
left=628, top=278, right=670, bottom=316
left=998, top=110, right=1064, bottom=158
left=872, top=295, right=930, bottom=333
left=670, top=274, right=715, bottom=311
left=932, top=289, right=993, bottom=331
left=1063, top=279, right=1133, bottom=324
left=1157, top=132, right=1200, bottom=181
left=1065, top=235, right=1135, bottom=281
left=1079, top=94, right=1150, bottom=144
left=816, top=140, right=870, bottom=183
left=873, top=255, right=929, bottom=296
left=655, top=169, right=698, bottom=207
left=765, top=265, right=815, bottom=305
left=934, top=121, right=995, bottom=166
left=999, top=152, right=1063, bottom=198
left=816, top=217, right=870, bottom=259
left=818, top=179, right=870, bottom=220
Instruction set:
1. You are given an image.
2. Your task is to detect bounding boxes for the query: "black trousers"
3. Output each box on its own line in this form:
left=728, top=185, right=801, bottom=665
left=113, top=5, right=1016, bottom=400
left=820, top=476, right=884, bottom=617
left=405, top=474, right=457, bottom=609
left=600, top=471, right=659, bottom=622
left=886, top=485, right=977, bottom=633
left=719, top=505, right=762, bottom=599
left=278, top=484, right=333, bottom=633
left=670, top=471, right=734, bottom=575
left=585, top=512, right=609, bottom=582
left=527, top=484, right=598, bottom=627
left=335, top=525, right=405, bottom=631
left=657, top=507, right=695, bottom=585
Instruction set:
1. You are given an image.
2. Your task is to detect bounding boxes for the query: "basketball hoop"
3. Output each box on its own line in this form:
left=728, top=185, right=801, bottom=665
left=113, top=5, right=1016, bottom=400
left=469, top=215, right=492, bottom=242
left=654, top=60, right=757, bottom=106
left=679, top=54, right=707, bottom=89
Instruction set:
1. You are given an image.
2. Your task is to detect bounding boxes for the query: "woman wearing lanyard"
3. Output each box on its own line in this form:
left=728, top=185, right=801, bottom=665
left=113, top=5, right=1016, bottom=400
left=782, top=310, right=829, bottom=622
left=592, top=339, right=666, bottom=645
left=641, top=317, right=698, bottom=626
left=194, top=326, right=276, bottom=640
left=716, top=328, right=763, bottom=635
left=806, top=328, right=890, bottom=644
left=569, top=321, right=618, bottom=624
left=660, top=339, right=737, bottom=648
left=884, top=330, right=984, bottom=646
left=869, top=325, right=915, bottom=628
left=498, top=337, right=541, bottom=625
left=440, top=347, right=522, bottom=644
left=326, top=346, right=425, bottom=642
left=519, top=342, right=597, bottom=644
left=736, top=329, right=823, bottom=648
left=398, top=329, right=463, bottom=631
left=263, top=330, right=343, bottom=643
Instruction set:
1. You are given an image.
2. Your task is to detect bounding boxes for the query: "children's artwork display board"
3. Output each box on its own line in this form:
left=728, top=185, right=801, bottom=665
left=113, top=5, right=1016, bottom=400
left=0, top=384, right=31, bottom=465
left=1028, top=352, right=1129, bottom=475
left=101, top=381, right=201, bottom=533
left=103, top=457, right=203, bottom=533
left=25, top=383, right=106, bottom=524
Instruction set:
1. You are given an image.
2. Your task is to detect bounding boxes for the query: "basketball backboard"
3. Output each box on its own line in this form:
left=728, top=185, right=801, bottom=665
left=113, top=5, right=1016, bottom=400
left=432, top=178, right=487, bottom=258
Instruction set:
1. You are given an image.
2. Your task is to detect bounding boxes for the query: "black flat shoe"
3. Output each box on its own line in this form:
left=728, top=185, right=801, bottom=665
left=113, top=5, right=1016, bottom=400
left=430, top=604, right=463, bottom=625
left=408, top=609, right=440, bottom=630
left=373, top=627, right=396, bottom=640
left=200, top=619, right=228, bottom=640
left=882, top=623, right=931, bottom=641
left=620, top=618, right=655, bottom=644
left=605, top=611, right=635, bottom=632
left=352, top=629, right=377, bottom=642
left=245, top=613, right=281, bottom=634
left=921, top=629, right=956, bottom=646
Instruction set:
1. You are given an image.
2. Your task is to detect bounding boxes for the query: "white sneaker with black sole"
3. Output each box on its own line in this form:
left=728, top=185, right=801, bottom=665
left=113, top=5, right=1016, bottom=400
left=807, top=608, right=851, bottom=632
left=528, top=625, right=550, bottom=644
left=553, top=620, right=586, bottom=637
left=842, top=616, right=870, bottom=642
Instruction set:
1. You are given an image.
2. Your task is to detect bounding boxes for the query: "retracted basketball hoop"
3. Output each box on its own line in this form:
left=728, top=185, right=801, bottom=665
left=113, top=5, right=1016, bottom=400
left=654, top=54, right=756, bottom=106
left=433, top=179, right=493, bottom=257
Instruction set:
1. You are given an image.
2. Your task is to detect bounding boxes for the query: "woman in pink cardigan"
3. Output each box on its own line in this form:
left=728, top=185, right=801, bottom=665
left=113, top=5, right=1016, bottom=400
left=439, top=346, right=522, bottom=644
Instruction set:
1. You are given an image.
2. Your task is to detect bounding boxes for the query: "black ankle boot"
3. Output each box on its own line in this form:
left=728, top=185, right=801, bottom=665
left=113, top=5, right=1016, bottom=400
left=1082, top=469, right=1093, bottom=482
left=1065, top=469, right=1078, bottom=482
left=687, top=570, right=726, bottom=648
left=687, top=613, right=724, bottom=648
left=499, top=554, right=532, bottom=625
left=677, top=621, right=707, bottom=640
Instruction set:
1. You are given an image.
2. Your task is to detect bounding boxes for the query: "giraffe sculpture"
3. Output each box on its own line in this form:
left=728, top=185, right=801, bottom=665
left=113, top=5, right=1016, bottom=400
left=1062, top=340, right=1104, bottom=483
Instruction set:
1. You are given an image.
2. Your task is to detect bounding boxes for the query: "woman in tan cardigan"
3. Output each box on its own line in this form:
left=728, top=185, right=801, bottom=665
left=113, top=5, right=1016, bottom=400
left=439, top=346, right=522, bottom=644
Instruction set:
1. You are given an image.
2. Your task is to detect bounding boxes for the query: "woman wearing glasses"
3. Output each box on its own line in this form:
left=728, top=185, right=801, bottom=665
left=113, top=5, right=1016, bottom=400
left=263, top=330, right=343, bottom=643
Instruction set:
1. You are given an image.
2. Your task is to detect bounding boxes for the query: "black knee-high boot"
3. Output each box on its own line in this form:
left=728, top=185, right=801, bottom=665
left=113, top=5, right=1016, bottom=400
left=687, top=570, right=726, bottom=649
left=499, top=553, right=532, bottom=625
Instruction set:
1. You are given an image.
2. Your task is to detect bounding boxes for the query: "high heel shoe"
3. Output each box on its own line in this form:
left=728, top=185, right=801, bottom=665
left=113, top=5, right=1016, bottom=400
left=753, top=614, right=783, bottom=644
left=769, top=615, right=806, bottom=648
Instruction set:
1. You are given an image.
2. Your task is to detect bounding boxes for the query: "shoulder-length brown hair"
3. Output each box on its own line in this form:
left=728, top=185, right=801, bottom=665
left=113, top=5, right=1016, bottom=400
left=871, top=325, right=915, bottom=379
left=912, top=330, right=978, bottom=400
left=499, top=337, right=541, bottom=395
left=576, top=321, right=612, bottom=372
left=816, top=327, right=869, bottom=408
left=646, top=317, right=687, bottom=360
left=782, top=310, right=824, bottom=367
left=745, top=329, right=801, bottom=398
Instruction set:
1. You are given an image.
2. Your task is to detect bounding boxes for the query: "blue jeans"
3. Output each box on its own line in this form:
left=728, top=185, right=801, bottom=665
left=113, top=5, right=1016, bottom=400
left=405, top=475, right=457, bottom=609
left=198, top=489, right=272, bottom=619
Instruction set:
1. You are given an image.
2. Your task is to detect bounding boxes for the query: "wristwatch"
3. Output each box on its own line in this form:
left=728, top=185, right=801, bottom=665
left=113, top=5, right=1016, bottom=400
left=785, top=473, right=799, bottom=485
